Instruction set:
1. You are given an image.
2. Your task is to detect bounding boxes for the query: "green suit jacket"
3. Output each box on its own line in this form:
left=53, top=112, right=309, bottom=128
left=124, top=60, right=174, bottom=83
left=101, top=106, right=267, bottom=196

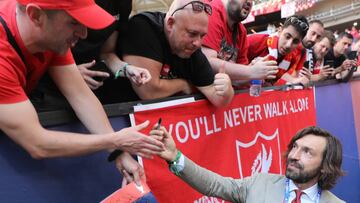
left=178, top=156, right=345, bottom=203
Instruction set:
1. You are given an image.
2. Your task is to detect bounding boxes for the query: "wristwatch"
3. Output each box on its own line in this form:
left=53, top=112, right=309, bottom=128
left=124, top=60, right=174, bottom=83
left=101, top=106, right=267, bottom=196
left=107, top=149, right=123, bottom=162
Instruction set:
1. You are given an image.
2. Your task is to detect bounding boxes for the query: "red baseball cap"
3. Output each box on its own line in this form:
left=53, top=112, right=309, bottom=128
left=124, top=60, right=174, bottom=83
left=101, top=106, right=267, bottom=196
left=17, top=0, right=115, bottom=30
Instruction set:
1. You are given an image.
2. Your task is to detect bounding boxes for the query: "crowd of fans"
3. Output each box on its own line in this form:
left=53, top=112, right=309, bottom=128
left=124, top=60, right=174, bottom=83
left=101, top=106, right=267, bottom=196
left=266, top=23, right=360, bottom=83
left=26, top=0, right=360, bottom=112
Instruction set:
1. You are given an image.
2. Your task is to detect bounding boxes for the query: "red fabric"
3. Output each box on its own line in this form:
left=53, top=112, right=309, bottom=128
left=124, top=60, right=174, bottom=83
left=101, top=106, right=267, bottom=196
left=101, top=180, right=151, bottom=203
left=202, top=0, right=249, bottom=64
left=132, top=89, right=316, bottom=203
left=247, top=34, right=300, bottom=84
left=313, top=60, right=322, bottom=75
left=17, top=0, right=114, bottom=29
left=247, top=34, right=269, bottom=61
left=293, top=44, right=306, bottom=72
left=0, top=0, right=74, bottom=104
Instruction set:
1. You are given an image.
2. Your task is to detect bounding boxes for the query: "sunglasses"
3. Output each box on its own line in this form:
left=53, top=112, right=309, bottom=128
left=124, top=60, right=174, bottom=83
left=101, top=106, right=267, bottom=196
left=171, top=1, right=212, bottom=16
left=286, top=17, right=309, bottom=32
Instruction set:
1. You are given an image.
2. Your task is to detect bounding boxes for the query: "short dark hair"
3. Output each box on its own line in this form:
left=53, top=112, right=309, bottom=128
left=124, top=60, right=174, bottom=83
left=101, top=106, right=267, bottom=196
left=309, top=19, right=324, bottom=27
left=43, top=9, right=61, bottom=19
left=321, top=30, right=336, bottom=47
left=283, top=15, right=309, bottom=39
left=285, top=126, right=344, bottom=190
left=337, top=32, right=353, bottom=42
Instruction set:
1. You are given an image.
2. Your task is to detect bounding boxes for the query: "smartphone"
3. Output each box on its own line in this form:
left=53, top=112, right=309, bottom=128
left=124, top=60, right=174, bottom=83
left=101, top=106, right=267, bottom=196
left=347, top=51, right=358, bottom=60
left=347, top=51, right=358, bottom=71
left=324, top=60, right=334, bottom=68
left=88, top=60, right=112, bottom=81
left=303, top=61, right=310, bottom=69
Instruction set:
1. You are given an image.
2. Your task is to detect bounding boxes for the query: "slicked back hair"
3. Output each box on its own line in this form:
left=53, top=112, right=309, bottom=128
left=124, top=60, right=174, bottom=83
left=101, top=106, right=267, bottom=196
left=284, top=126, right=344, bottom=190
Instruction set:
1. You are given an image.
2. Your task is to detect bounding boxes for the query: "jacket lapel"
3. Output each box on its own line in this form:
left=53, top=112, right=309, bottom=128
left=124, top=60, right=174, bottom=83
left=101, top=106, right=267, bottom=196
left=319, top=190, right=332, bottom=203
left=265, top=176, right=286, bottom=203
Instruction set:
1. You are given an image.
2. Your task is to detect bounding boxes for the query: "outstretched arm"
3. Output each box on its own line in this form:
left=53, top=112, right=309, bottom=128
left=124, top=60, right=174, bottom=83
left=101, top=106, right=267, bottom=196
left=202, top=47, right=279, bottom=80
left=0, top=100, right=115, bottom=159
left=123, top=55, right=193, bottom=100
left=49, top=63, right=164, bottom=184
left=149, top=126, right=250, bottom=202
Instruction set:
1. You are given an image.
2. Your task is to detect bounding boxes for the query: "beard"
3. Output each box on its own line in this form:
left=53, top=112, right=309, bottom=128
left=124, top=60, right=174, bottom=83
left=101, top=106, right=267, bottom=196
left=227, top=1, right=248, bottom=23
left=285, top=158, right=321, bottom=184
left=303, top=40, right=315, bottom=49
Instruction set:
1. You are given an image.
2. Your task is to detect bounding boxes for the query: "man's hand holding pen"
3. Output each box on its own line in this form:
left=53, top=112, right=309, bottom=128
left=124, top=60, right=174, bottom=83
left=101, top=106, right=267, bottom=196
left=150, top=118, right=178, bottom=162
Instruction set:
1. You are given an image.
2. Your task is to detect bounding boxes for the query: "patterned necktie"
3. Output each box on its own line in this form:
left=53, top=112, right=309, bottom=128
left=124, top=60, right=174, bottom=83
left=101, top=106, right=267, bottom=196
left=291, top=189, right=303, bottom=203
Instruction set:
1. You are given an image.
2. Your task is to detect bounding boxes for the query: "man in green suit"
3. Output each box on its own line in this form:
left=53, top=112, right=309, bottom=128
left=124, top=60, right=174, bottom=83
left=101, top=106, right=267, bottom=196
left=150, top=126, right=345, bottom=202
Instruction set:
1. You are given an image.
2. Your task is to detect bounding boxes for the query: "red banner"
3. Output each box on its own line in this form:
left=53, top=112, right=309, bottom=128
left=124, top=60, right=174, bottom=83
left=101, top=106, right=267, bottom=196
left=131, top=89, right=316, bottom=203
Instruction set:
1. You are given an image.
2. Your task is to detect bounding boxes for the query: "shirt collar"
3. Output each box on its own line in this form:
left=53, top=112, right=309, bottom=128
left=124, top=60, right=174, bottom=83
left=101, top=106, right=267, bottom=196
left=289, top=179, right=319, bottom=201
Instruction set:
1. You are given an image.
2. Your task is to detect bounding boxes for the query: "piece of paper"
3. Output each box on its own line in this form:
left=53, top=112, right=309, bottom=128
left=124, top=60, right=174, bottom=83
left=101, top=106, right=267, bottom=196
left=100, top=180, right=151, bottom=203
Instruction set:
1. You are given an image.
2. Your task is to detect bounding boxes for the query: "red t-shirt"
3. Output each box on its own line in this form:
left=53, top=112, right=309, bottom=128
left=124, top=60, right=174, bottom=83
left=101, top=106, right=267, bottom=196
left=202, top=0, right=249, bottom=64
left=293, top=44, right=306, bottom=72
left=0, top=0, right=74, bottom=104
left=247, top=34, right=269, bottom=61
left=247, top=33, right=300, bottom=83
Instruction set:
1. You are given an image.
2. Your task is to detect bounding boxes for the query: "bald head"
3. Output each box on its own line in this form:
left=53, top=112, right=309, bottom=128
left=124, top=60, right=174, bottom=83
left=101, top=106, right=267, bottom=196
left=164, top=0, right=209, bottom=58
left=168, top=0, right=193, bottom=15
left=166, top=0, right=210, bottom=19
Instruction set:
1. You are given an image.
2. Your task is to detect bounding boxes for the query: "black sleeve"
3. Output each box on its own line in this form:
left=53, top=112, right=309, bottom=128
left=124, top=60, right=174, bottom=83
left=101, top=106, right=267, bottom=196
left=189, top=50, right=215, bottom=87
left=121, top=15, right=163, bottom=63
left=334, top=55, right=346, bottom=68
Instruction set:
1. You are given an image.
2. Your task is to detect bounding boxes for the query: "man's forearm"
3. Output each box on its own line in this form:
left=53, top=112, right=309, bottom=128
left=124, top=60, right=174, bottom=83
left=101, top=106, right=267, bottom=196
left=100, top=52, right=125, bottom=75
left=208, top=86, right=234, bottom=107
left=28, top=129, right=116, bottom=159
left=179, top=156, right=243, bottom=202
left=333, top=66, right=344, bottom=75
left=67, top=87, right=114, bottom=134
left=208, top=57, right=253, bottom=80
left=132, top=78, right=189, bottom=100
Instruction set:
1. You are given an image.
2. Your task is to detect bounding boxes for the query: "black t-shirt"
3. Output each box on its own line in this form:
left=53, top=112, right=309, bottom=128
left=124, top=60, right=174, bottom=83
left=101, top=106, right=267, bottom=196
left=324, top=48, right=346, bottom=69
left=73, top=0, right=132, bottom=63
left=122, top=12, right=214, bottom=87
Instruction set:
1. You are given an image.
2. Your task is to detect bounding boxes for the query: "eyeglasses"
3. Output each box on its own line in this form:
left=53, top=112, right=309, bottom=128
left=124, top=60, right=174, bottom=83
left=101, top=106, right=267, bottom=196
left=171, top=1, right=212, bottom=16
left=243, top=0, right=252, bottom=9
left=286, top=16, right=309, bottom=33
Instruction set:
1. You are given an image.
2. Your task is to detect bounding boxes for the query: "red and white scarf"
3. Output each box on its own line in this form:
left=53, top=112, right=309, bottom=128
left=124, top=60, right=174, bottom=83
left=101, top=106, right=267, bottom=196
left=266, top=34, right=296, bottom=85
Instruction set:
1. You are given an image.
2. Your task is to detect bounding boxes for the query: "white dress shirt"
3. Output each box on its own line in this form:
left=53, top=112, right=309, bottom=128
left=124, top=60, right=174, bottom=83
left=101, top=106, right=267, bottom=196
left=289, top=179, right=320, bottom=203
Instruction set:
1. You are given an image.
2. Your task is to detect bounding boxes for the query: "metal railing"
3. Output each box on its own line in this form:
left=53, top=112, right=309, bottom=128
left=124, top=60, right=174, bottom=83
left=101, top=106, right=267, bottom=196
left=307, top=0, right=360, bottom=22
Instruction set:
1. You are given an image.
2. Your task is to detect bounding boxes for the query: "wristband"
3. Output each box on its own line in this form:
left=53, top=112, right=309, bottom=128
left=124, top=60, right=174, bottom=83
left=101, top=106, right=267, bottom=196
left=123, top=63, right=128, bottom=77
left=107, top=149, right=123, bottom=162
left=167, top=150, right=181, bottom=165
left=167, top=150, right=182, bottom=176
left=114, top=63, right=129, bottom=79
